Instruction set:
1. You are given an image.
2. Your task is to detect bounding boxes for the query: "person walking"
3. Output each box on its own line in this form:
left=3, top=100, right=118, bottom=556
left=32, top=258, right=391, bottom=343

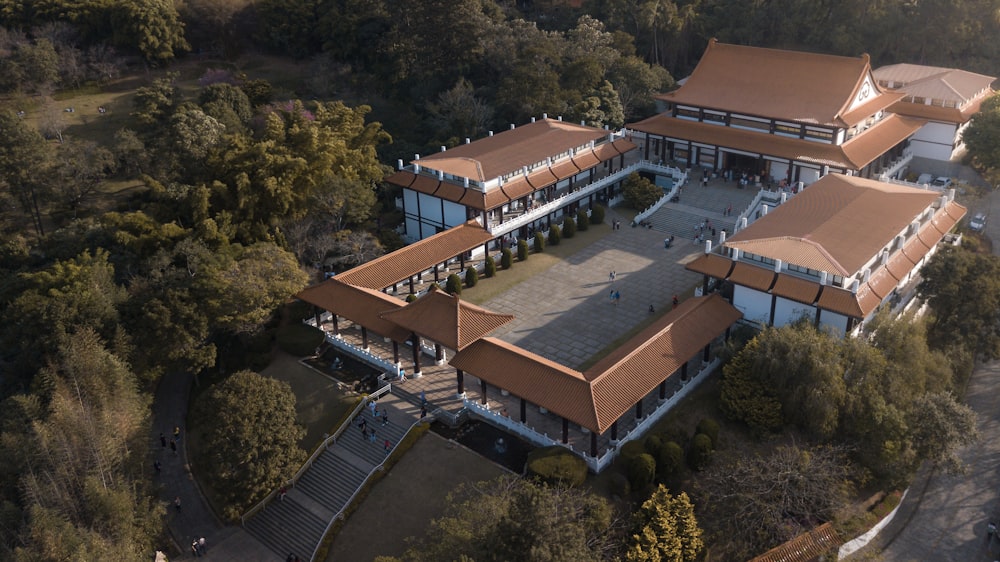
left=279, top=486, right=287, bottom=502
left=159, top=433, right=167, bottom=448
left=153, top=460, right=161, bottom=474
left=384, top=439, right=392, bottom=455
left=191, top=541, right=201, bottom=557
left=174, top=497, right=182, bottom=512
left=988, top=521, right=997, bottom=540
left=420, top=404, right=427, bottom=418
left=380, top=409, right=388, bottom=426
left=173, top=426, right=181, bottom=441
left=368, top=400, right=377, bottom=417
left=672, top=294, right=679, bottom=309
left=198, top=537, right=207, bottom=554
left=169, top=439, right=177, bottom=456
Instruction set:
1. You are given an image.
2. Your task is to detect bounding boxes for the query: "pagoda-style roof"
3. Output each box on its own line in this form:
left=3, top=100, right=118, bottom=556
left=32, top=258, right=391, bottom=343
left=296, top=278, right=411, bottom=342
left=414, top=118, right=614, bottom=182
left=656, top=40, right=903, bottom=128
left=379, top=287, right=514, bottom=351
left=334, top=220, right=493, bottom=290
left=451, top=294, right=741, bottom=434
left=725, top=175, right=942, bottom=276
left=874, top=63, right=996, bottom=125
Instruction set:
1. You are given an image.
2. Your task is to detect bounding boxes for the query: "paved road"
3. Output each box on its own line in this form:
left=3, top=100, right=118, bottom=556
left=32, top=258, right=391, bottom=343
left=855, top=187, right=1000, bottom=561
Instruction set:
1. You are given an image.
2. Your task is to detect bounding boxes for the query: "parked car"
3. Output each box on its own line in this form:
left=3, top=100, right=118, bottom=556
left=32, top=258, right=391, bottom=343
left=931, top=176, right=952, bottom=189
left=969, top=212, right=987, bottom=232
left=916, top=173, right=933, bottom=185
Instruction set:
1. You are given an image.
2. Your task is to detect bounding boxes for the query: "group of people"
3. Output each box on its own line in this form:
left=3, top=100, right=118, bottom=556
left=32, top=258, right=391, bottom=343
left=190, top=537, right=207, bottom=557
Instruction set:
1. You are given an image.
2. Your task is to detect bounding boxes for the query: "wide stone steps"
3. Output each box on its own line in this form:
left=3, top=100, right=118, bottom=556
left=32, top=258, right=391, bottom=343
left=243, top=496, right=328, bottom=561
left=242, top=394, right=419, bottom=560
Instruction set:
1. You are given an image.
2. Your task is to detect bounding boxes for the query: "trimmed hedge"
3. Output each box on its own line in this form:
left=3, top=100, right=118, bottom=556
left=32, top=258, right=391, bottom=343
left=276, top=322, right=325, bottom=357
left=484, top=255, right=496, bottom=278
left=445, top=273, right=463, bottom=295
left=620, top=439, right=647, bottom=460
left=464, top=266, right=479, bottom=287
left=687, top=433, right=714, bottom=471
left=405, top=293, right=417, bottom=303
left=576, top=208, right=589, bottom=231
left=517, top=239, right=529, bottom=261
left=590, top=204, right=605, bottom=225
left=547, top=224, right=561, bottom=246
left=656, top=441, right=684, bottom=482
left=627, top=453, right=656, bottom=492
left=526, top=446, right=588, bottom=487
left=562, top=216, right=576, bottom=238
left=500, top=248, right=513, bottom=269
left=696, top=418, right=720, bottom=448
left=533, top=231, right=546, bottom=253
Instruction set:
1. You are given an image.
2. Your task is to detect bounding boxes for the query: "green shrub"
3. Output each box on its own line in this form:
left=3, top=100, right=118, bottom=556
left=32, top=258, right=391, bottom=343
left=576, top=208, right=589, bottom=231
left=620, top=439, right=646, bottom=460
left=484, top=255, right=496, bottom=278
left=464, top=266, right=479, bottom=287
left=445, top=273, right=463, bottom=295
left=562, top=216, right=576, bottom=238
left=589, top=204, right=605, bottom=225
left=609, top=471, right=631, bottom=497
left=533, top=231, right=545, bottom=253
left=695, top=418, right=720, bottom=448
left=622, top=172, right=662, bottom=210
left=526, top=446, right=588, bottom=487
left=500, top=248, right=513, bottom=269
left=548, top=224, right=561, bottom=245
left=656, top=441, right=684, bottom=482
left=517, top=239, right=529, bottom=261
left=644, top=434, right=663, bottom=458
left=627, top=453, right=656, bottom=492
left=276, top=322, right=325, bottom=357
left=687, top=433, right=713, bottom=471
left=405, top=293, right=417, bottom=303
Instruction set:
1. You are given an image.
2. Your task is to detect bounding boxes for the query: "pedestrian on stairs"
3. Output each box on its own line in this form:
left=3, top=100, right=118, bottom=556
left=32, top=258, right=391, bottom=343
left=384, top=439, right=392, bottom=455
left=380, top=409, right=388, bottom=426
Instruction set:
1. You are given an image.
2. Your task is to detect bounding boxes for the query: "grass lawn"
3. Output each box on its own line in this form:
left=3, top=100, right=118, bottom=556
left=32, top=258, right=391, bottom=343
left=460, top=221, right=613, bottom=305
left=324, top=432, right=509, bottom=562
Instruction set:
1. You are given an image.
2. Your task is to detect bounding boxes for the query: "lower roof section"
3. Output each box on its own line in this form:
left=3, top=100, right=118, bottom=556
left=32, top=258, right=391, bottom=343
left=450, top=294, right=741, bottom=434
left=334, top=220, right=493, bottom=291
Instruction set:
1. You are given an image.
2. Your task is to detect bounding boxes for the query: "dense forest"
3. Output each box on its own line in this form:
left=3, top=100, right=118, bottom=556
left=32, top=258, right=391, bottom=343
left=1, top=0, right=999, bottom=559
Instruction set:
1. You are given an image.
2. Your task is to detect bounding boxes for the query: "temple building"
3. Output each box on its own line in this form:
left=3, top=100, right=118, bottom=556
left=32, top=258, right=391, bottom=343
left=385, top=117, right=639, bottom=242
left=872, top=63, right=996, bottom=162
left=629, top=39, right=923, bottom=186
left=686, top=174, right=965, bottom=337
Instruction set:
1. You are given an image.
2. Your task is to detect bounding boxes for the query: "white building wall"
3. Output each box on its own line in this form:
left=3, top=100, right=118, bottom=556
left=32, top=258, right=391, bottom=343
left=733, top=285, right=771, bottom=326
left=418, top=192, right=443, bottom=224
left=772, top=297, right=816, bottom=327
left=908, top=122, right=960, bottom=161
left=443, top=200, right=466, bottom=228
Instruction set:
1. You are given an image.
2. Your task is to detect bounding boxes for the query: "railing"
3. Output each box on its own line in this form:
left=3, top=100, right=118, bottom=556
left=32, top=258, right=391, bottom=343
left=633, top=165, right=689, bottom=225
left=308, top=414, right=426, bottom=562
left=877, top=148, right=914, bottom=182
left=733, top=188, right=786, bottom=233
left=240, top=384, right=392, bottom=525
left=487, top=160, right=687, bottom=236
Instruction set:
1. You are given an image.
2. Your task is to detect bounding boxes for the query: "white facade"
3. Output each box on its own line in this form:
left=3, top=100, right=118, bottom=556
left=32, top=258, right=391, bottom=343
left=908, top=121, right=962, bottom=161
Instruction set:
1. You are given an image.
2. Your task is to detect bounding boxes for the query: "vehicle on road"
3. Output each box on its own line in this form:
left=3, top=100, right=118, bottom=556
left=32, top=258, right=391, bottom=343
left=970, top=212, right=987, bottom=232
left=931, top=176, right=952, bottom=189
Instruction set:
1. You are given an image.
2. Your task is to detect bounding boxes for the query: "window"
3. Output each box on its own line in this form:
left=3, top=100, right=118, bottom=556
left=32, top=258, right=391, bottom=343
left=704, top=112, right=726, bottom=123
left=804, top=128, right=833, bottom=142
left=775, top=124, right=801, bottom=136
left=676, top=108, right=700, bottom=119
left=730, top=117, right=769, bottom=131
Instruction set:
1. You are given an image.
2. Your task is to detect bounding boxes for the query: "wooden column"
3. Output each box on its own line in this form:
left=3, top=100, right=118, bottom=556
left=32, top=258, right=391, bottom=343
left=409, top=276, right=415, bottom=294
left=635, top=400, right=643, bottom=420
left=681, top=362, right=689, bottom=382
left=456, top=369, right=464, bottom=395
left=659, top=380, right=667, bottom=400
left=392, top=341, right=399, bottom=365
left=433, top=264, right=440, bottom=282
left=332, top=315, right=339, bottom=335
left=520, top=397, right=527, bottom=423
left=411, top=332, right=421, bottom=376
left=590, top=432, right=598, bottom=457
left=480, top=379, right=488, bottom=405
left=562, top=417, right=569, bottom=444
left=435, top=343, right=443, bottom=363
left=703, top=342, right=711, bottom=363
left=611, top=421, right=618, bottom=441
left=313, top=306, right=322, bottom=328
left=361, top=326, right=368, bottom=350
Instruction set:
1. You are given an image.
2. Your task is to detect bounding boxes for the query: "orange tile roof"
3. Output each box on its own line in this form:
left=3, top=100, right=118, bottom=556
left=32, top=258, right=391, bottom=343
left=334, top=220, right=493, bottom=290
left=685, top=253, right=736, bottom=278
left=586, top=295, right=743, bottom=432
left=415, top=119, right=613, bottom=181
left=628, top=113, right=922, bottom=170
left=772, top=273, right=822, bottom=304
left=750, top=522, right=842, bottom=562
left=866, top=267, right=898, bottom=299
left=901, top=235, right=932, bottom=265
left=450, top=295, right=741, bottom=433
left=295, top=278, right=411, bottom=342
left=656, top=40, right=900, bottom=127
left=817, top=285, right=865, bottom=318
left=725, top=175, right=940, bottom=276
left=449, top=337, right=598, bottom=429
left=728, top=262, right=777, bottom=291
left=379, top=287, right=514, bottom=351
left=886, top=250, right=915, bottom=281
left=874, top=63, right=995, bottom=103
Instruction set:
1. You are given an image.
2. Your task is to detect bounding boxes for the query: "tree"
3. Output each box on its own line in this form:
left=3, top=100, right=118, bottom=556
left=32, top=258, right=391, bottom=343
left=48, top=138, right=116, bottom=218
left=402, top=475, right=621, bottom=562
left=109, top=0, right=190, bottom=63
left=192, top=370, right=306, bottom=520
left=622, top=172, right=662, bottom=211
left=426, top=79, right=494, bottom=142
left=608, top=55, right=674, bottom=120
left=0, top=108, right=50, bottom=237
left=962, top=93, right=1000, bottom=182
left=7, top=329, right=160, bottom=561
left=696, top=445, right=851, bottom=560
left=906, top=391, right=978, bottom=474
left=626, top=485, right=703, bottom=562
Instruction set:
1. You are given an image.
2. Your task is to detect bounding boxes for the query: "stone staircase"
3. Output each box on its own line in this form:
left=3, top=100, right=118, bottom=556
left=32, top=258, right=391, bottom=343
left=244, top=394, right=418, bottom=560
left=643, top=180, right=761, bottom=240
